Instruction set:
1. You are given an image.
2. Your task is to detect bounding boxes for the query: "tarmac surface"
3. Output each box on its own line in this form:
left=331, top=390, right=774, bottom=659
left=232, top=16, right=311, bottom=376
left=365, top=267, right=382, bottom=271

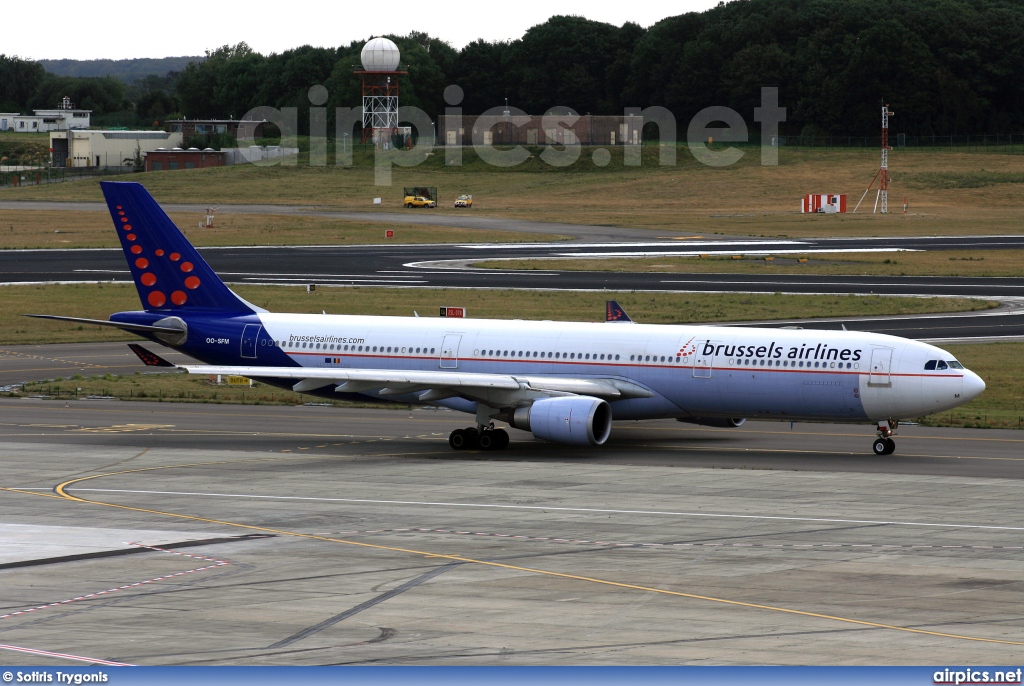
left=1, top=399, right=1023, bottom=665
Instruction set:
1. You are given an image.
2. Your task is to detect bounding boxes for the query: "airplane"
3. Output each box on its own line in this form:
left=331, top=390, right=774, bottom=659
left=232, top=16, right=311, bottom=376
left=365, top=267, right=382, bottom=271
left=29, top=181, right=985, bottom=455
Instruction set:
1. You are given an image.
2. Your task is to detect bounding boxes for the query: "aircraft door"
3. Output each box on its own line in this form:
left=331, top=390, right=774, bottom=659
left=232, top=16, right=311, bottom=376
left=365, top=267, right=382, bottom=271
left=868, top=347, right=893, bottom=387
left=241, top=324, right=262, bottom=359
left=440, top=334, right=462, bottom=369
left=691, top=339, right=718, bottom=378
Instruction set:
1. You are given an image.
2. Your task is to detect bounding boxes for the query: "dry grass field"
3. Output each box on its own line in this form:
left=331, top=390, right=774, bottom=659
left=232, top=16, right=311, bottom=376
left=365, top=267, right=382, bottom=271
left=0, top=209, right=567, bottom=249
left=0, top=282, right=994, bottom=346
left=477, top=249, right=1024, bottom=277
left=3, top=147, right=1024, bottom=238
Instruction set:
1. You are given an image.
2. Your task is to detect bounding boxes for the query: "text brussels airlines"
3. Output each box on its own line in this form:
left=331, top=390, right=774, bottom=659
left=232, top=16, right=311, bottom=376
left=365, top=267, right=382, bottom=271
left=702, top=341, right=863, bottom=362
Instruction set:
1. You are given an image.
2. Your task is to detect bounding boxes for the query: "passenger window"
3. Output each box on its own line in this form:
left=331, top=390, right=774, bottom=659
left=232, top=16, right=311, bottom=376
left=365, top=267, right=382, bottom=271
left=936, top=360, right=948, bottom=370
left=924, top=360, right=936, bottom=370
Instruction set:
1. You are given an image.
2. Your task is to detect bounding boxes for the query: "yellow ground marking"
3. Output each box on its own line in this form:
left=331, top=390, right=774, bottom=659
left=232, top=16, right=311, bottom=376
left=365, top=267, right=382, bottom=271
left=629, top=443, right=1024, bottom=463
left=74, top=424, right=176, bottom=434
left=2, top=457, right=1019, bottom=647
left=0, top=349, right=104, bottom=368
left=649, top=424, right=1024, bottom=445
left=3, top=402, right=1020, bottom=446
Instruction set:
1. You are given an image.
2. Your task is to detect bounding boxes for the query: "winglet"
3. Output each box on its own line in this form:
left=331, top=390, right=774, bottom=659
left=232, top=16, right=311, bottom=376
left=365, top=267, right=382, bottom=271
left=128, top=343, right=176, bottom=367
left=605, top=300, right=633, bottom=323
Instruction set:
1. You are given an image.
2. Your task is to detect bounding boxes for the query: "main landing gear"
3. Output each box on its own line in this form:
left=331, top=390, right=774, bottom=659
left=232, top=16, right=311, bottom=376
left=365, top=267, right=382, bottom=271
left=872, top=419, right=898, bottom=455
left=449, top=425, right=510, bottom=451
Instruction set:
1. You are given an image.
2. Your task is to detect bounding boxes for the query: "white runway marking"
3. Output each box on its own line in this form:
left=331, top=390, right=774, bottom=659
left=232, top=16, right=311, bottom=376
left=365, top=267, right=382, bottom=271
left=70, top=488, right=1024, bottom=532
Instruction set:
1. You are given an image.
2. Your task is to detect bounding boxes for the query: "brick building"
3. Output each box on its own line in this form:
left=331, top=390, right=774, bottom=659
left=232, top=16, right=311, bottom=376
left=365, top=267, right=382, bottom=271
left=145, top=148, right=226, bottom=172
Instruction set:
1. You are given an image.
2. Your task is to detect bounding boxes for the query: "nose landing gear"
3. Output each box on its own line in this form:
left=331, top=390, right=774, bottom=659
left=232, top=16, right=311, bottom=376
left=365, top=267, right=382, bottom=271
left=449, top=425, right=510, bottom=451
left=873, top=419, right=898, bottom=455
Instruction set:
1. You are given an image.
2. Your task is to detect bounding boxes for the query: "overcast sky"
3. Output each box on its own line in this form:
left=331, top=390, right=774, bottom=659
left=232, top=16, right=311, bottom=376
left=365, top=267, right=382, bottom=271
left=9, top=1, right=720, bottom=61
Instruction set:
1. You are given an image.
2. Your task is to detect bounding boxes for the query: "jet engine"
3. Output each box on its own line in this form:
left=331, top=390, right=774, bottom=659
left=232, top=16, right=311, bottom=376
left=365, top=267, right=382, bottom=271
left=510, top=396, right=612, bottom=446
left=677, top=417, right=746, bottom=428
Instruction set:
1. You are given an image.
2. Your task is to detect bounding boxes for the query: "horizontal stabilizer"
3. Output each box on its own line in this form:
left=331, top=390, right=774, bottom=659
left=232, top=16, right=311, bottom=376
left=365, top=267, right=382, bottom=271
left=127, top=343, right=176, bottom=367
left=25, top=314, right=185, bottom=335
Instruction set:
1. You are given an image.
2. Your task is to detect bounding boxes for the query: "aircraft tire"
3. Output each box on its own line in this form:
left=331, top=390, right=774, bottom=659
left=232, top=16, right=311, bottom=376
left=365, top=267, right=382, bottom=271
left=884, top=438, right=896, bottom=455
left=872, top=438, right=889, bottom=455
left=478, top=431, right=496, bottom=450
left=493, top=428, right=509, bottom=449
left=449, top=429, right=470, bottom=450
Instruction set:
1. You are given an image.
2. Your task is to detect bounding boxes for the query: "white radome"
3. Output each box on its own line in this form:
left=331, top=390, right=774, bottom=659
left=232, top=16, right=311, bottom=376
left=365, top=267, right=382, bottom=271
left=360, top=37, right=400, bottom=72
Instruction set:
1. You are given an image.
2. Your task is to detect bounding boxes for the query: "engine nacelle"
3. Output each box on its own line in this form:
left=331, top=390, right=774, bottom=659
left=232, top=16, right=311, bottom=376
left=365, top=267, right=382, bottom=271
left=677, top=417, right=746, bottom=428
left=511, top=396, right=612, bottom=446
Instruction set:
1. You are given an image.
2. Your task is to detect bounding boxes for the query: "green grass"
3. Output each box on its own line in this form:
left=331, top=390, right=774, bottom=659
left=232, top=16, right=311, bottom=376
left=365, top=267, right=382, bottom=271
left=0, top=282, right=997, bottom=346
left=908, top=171, right=1024, bottom=189
left=0, top=209, right=568, bottom=249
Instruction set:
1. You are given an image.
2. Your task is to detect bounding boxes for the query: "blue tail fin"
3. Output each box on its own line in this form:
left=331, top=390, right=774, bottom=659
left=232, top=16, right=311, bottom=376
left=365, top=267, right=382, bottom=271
left=101, top=181, right=254, bottom=314
left=605, top=300, right=633, bottom=323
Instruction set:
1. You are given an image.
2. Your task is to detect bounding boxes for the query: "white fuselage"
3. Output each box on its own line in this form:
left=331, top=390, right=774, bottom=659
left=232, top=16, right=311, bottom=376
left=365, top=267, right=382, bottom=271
left=231, top=313, right=984, bottom=423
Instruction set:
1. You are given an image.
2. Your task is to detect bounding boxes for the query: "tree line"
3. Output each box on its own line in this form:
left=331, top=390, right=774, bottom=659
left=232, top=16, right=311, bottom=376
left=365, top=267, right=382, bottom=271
left=3, top=0, right=1022, bottom=136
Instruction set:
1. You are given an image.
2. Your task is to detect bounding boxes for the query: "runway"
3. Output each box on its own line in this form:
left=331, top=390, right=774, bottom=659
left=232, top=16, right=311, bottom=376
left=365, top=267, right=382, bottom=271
left=1, top=399, right=1023, bottom=665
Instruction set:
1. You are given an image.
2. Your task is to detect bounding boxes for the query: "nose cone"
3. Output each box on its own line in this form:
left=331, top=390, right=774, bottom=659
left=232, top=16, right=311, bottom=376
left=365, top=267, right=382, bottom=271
left=963, top=370, right=986, bottom=402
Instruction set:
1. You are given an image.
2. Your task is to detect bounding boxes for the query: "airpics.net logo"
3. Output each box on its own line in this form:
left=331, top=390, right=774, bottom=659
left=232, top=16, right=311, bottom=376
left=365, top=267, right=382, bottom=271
left=232, top=85, right=787, bottom=186
left=934, top=668, right=1023, bottom=685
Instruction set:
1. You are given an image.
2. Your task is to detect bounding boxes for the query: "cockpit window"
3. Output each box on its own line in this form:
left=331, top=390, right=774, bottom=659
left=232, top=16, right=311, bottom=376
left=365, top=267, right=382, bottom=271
left=924, top=360, right=936, bottom=370
left=936, top=360, right=948, bottom=370
left=948, top=361, right=964, bottom=369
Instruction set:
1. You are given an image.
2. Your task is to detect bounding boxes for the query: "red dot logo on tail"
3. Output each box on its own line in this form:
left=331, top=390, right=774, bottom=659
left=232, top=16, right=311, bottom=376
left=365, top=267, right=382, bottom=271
left=171, top=291, right=187, bottom=306
left=184, top=276, right=201, bottom=290
left=135, top=258, right=148, bottom=268
left=131, top=245, right=142, bottom=255
left=148, top=291, right=166, bottom=307
left=140, top=273, right=157, bottom=286
left=180, top=262, right=194, bottom=273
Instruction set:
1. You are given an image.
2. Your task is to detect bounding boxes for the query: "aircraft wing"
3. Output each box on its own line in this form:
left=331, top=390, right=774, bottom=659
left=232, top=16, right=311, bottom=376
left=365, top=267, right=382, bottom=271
left=181, top=365, right=653, bottom=403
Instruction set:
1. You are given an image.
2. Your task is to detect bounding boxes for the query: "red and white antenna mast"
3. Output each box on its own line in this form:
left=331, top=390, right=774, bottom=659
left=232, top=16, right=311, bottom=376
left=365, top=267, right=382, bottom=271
left=879, top=104, right=891, bottom=213
left=853, top=103, right=894, bottom=213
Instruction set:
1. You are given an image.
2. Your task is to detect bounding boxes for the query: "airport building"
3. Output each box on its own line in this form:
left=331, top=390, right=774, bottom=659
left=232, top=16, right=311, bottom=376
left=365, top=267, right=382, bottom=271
left=144, top=147, right=227, bottom=172
left=50, top=130, right=183, bottom=168
left=5, top=97, right=91, bottom=133
left=165, top=119, right=266, bottom=140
